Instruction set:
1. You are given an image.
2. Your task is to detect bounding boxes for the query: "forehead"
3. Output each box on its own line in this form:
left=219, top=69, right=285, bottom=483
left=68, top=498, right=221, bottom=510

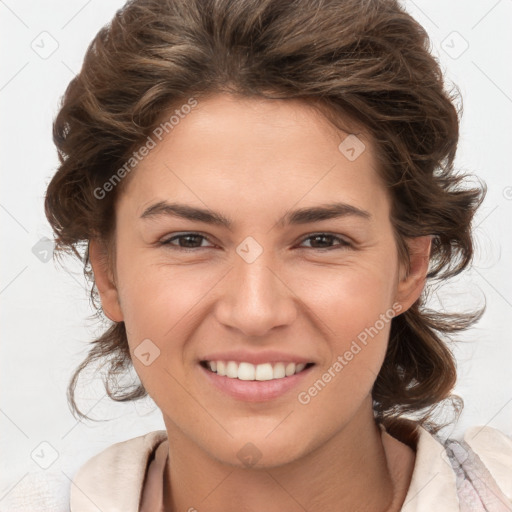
left=117, top=94, right=389, bottom=222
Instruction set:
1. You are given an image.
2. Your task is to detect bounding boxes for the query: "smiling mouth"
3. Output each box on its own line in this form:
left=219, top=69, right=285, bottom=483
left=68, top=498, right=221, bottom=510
left=200, top=360, right=315, bottom=381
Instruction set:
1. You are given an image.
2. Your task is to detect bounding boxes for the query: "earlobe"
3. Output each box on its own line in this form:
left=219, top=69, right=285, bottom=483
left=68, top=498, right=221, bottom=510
left=395, top=235, right=432, bottom=313
left=88, top=238, right=124, bottom=322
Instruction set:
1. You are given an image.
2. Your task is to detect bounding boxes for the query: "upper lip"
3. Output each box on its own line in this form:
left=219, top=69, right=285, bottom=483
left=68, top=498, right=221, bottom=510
left=200, top=350, right=314, bottom=365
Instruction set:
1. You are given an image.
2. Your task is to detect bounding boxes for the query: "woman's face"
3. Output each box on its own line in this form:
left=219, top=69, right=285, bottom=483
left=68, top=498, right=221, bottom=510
left=93, top=94, right=428, bottom=467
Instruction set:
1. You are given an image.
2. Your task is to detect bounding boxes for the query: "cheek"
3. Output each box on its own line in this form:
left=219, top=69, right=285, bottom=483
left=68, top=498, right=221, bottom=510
left=290, top=256, right=398, bottom=401
left=115, top=250, right=211, bottom=340
left=293, top=274, right=397, bottom=444
left=293, top=255, right=399, bottom=333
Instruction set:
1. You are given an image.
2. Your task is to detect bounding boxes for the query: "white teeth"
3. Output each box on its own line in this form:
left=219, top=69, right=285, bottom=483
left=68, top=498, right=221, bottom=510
left=273, top=362, right=286, bottom=379
left=285, top=362, right=296, bottom=377
left=238, top=362, right=255, bottom=381
left=204, top=360, right=310, bottom=380
left=226, top=361, right=238, bottom=378
left=216, top=361, right=226, bottom=376
left=255, top=363, right=273, bottom=381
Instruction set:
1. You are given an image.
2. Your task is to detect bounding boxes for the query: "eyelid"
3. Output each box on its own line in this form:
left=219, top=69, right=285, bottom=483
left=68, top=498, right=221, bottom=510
left=297, top=232, right=353, bottom=249
left=159, top=232, right=216, bottom=247
left=159, top=231, right=354, bottom=250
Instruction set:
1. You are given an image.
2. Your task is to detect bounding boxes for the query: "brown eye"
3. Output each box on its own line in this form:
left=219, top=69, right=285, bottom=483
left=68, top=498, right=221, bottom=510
left=160, top=233, right=212, bottom=249
left=300, top=234, right=351, bottom=250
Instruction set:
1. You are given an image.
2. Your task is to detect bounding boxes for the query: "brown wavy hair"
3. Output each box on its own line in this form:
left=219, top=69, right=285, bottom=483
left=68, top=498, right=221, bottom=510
left=44, top=0, right=485, bottom=433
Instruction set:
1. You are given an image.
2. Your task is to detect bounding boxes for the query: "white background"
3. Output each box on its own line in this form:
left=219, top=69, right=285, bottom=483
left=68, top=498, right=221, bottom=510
left=1, top=0, right=511, bottom=510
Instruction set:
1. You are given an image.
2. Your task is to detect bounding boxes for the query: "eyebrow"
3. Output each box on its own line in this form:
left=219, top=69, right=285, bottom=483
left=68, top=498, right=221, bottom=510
left=140, top=200, right=371, bottom=229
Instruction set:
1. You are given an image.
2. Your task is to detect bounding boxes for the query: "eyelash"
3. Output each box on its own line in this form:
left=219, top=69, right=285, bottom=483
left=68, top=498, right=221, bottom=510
left=159, top=232, right=353, bottom=251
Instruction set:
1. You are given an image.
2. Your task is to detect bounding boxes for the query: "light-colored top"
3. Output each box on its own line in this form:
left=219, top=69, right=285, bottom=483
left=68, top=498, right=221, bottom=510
left=69, top=424, right=512, bottom=511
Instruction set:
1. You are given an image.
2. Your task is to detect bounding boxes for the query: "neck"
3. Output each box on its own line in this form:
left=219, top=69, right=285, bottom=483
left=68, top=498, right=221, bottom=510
left=162, top=398, right=414, bottom=512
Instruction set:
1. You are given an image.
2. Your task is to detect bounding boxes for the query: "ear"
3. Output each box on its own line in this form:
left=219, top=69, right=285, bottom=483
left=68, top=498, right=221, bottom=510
left=88, top=238, right=124, bottom=322
left=395, top=235, right=432, bottom=313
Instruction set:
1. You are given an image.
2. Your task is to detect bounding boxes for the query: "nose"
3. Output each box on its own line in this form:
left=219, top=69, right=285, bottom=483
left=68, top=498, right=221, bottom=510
left=213, top=248, right=298, bottom=338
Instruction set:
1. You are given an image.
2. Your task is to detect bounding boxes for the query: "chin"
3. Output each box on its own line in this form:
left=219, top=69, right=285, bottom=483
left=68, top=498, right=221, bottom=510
left=207, top=430, right=311, bottom=469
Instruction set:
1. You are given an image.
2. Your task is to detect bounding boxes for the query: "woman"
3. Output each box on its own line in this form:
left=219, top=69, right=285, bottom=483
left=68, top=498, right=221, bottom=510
left=44, top=0, right=512, bottom=510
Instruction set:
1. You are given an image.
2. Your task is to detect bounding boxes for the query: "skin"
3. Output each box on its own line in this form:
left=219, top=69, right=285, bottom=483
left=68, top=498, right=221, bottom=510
left=90, top=93, right=431, bottom=511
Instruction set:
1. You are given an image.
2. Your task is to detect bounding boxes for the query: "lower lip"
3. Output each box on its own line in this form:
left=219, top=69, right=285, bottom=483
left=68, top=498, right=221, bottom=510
left=199, top=364, right=314, bottom=402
